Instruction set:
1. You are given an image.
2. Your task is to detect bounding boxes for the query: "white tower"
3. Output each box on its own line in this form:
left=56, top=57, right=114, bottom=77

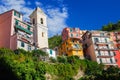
left=29, top=7, right=48, bottom=49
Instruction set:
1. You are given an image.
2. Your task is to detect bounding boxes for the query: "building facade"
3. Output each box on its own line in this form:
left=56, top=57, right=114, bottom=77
left=59, top=38, right=84, bottom=59
left=110, top=32, right=120, bottom=67
left=0, top=9, right=34, bottom=51
left=41, top=48, right=56, bottom=58
left=82, top=31, right=117, bottom=67
left=29, top=7, right=48, bottom=49
left=62, top=27, right=85, bottom=41
left=0, top=7, right=49, bottom=51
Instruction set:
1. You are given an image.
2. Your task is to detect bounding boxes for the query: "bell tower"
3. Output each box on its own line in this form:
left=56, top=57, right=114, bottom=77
left=29, top=7, right=48, bottom=49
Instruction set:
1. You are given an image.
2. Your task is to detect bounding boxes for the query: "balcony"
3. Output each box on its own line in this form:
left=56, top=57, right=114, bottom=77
left=97, top=54, right=114, bottom=58
left=68, top=44, right=83, bottom=51
left=103, top=63, right=117, bottom=66
left=17, top=32, right=33, bottom=43
left=68, top=47, right=83, bottom=51
left=95, top=42, right=109, bottom=45
left=92, top=35, right=108, bottom=37
left=95, top=47, right=116, bottom=51
left=15, top=19, right=33, bottom=35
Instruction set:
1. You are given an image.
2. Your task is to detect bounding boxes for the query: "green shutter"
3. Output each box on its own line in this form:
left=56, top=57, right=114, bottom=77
left=21, top=41, right=24, bottom=47
left=27, top=25, right=30, bottom=30
left=18, top=14, right=20, bottom=18
left=14, top=11, right=16, bottom=16
left=15, top=20, right=18, bottom=25
left=70, top=28, right=72, bottom=32
left=50, top=50, right=52, bottom=55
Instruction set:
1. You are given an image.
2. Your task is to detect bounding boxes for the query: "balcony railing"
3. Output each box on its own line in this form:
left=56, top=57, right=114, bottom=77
left=68, top=47, right=83, bottom=51
left=95, top=47, right=116, bottom=51
left=17, top=33, right=33, bottom=43
left=15, top=19, right=33, bottom=35
left=92, top=35, right=108, bottom=37
left=95, top=41, right=110, bottom=45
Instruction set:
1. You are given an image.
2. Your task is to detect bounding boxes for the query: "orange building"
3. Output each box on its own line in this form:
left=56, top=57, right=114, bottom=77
left=59, top=38, right=84, bottom=59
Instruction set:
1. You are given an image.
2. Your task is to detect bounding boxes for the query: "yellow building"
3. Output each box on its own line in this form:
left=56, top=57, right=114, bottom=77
left=58, top=38, right=84, bottom=59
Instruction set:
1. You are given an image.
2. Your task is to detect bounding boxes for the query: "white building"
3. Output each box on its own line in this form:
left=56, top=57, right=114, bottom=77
left=41, top=48, right=56, bottom=58
left=29, top=7, right=49, bottom=49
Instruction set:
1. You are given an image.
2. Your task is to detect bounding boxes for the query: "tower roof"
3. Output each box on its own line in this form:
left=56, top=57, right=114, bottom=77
left=29, top=7, right=46, bottom=18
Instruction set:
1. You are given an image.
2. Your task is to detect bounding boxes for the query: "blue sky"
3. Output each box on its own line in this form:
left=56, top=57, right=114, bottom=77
left=0, top=0, right=120, bottom=37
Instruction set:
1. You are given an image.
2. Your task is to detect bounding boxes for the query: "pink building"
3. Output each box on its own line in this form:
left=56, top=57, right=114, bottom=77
left=62, top=27, right=85, bottom=41
left=0, top=9, right=34, bottom=51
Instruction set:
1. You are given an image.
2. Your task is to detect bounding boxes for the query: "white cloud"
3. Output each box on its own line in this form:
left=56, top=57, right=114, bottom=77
left=0, top=0, right=68, bottom=37
left=47, top=7, right=68, bottom=37
left=35, top=1, right=42, bottom=6
left=0, top=0, right=33, bottom=20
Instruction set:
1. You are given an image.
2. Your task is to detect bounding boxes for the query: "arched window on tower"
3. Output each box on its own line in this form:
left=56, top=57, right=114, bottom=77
left=41, top=18, right=43, bottom=24
left=33, top=18, right=35, bottom=25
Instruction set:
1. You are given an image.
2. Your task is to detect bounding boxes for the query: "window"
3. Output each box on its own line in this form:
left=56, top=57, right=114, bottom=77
left=98, top=51, right=101, bottom=56
left=33, top=18, right=35, bottom=24
left=14, top=11, right=20, bottom=18
left=70, top=28, right=72, bottom=32
left=105, top=38, right=107, bottom=43
left=75, top=28, right=78, bottom=31
left=108, top=51, right=111, bottom=56
left=100, top=58, right=102, bottom=63
left=21, top=41, right=24, bottom=47
left=74, top=44, right=80, bottom=49
left=27, top=25, right=30, bottom=30
left=94, top=38, right=99, bottom=42
left=100, top=33, right=104, bottom=36
left=71, top=34, right=73, bottom=37
left=50, top=50, right=52, bottom=55
left=15, top=20, right=18, bottom=25
left=110, top=58, right=113, bottom=63
left=41, top=18, right=43, bottom=24
left=28, top=45, right=31, bottom=50
left=42, top=32, right=44, bottom=37
left=76, top=34, right=78, bottom=37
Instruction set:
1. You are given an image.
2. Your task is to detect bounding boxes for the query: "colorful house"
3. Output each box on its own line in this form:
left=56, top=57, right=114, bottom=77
left=110, top=32, right=120, bottom=67
left=0, top=7, right=49, bottom=51
left=59, top=38, right=84, bottom=59
left=0, top=9, right=34, bottom=51
left=41, top=48, right=56, bottom=58
left=62, top=27, right=85, bottom=41
left=82, top=31, right=117, bottom=67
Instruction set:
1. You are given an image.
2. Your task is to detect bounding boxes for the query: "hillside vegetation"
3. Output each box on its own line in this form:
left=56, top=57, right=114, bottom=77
left=0, top=48, right=120, bottom=80
left=48, top=35, right=62, bottom=49
left=102, top=21, right=120, bottom=31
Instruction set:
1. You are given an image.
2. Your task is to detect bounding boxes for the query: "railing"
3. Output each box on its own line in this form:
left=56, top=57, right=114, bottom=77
left=68, top=47, right=83, bottom=51
left=17, top=32, right=33, bottom=43
left=15, top=19, right=33, bottom=34
left=95, top=47, right=116, bottom=51
left=95, top=41, right=110, bottom=45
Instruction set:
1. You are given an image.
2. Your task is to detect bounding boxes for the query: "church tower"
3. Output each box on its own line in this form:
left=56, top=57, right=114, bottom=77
left=29, top=7, right=48, bottom=49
